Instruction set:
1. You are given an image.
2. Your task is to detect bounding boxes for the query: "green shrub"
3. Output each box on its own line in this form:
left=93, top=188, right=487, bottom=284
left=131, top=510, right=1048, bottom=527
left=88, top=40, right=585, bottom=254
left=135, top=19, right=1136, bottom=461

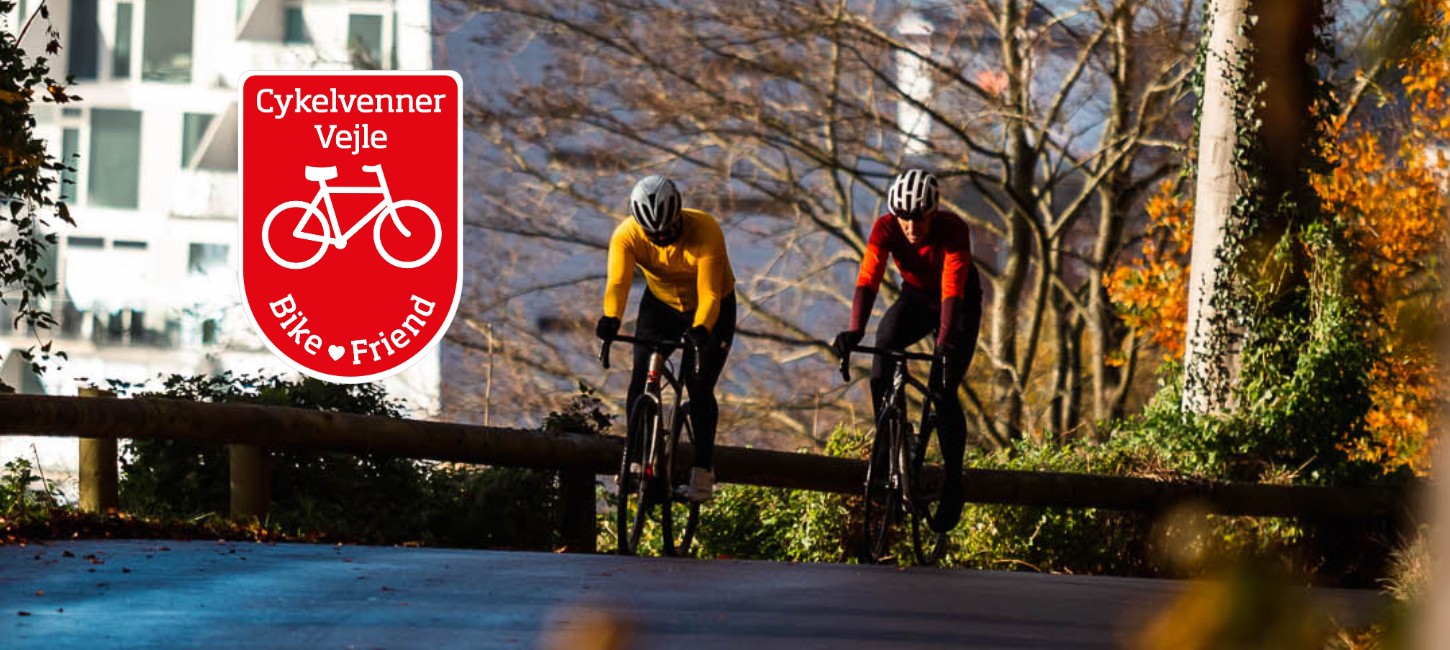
left=118, top=372, right=575, bottom=549
left=1, top=458, right=60, bottom=522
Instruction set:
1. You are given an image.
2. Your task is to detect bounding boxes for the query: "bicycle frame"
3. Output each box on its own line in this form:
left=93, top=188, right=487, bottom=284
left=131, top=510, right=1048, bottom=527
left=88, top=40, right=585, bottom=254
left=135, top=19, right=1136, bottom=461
left=600, top=333, right=700, bottom=556
left=290, top=167, right=412, bottom=249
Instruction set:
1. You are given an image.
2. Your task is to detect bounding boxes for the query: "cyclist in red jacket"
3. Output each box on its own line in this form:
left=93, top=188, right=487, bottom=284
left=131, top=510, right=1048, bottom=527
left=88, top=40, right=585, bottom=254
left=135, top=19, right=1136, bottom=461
left=831, top=169, right=983, bottom=533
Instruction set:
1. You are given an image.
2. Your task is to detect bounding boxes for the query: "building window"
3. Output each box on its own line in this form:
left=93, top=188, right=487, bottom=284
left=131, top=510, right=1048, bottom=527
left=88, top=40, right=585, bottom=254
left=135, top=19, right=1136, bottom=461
left=88, top=109, right=142, bottom=209
left=103, top=311, right=125, bottom=343
left=142, top=0, right=194, bottom=83
left=60, top=127, right=79, bottom=201
left=112, top=3, right=133, bottom=80
left=59, top=300, right=84, bottom=338
left=68, top=0, right=99, bottom=79
left=348, top=14, right=383, bottom=70
left=113, top=240, right=147, bottom=250
left=187, top=243, right=228, bottom=275
left=15, top=1, right=27, bottom=26
left=181, top=113, right=213, bottom=168
left=67, top=236, right=104, bottom=248
left=129, top=309, right=147, bottom=342
left=283, top=6, right=308, bottom=44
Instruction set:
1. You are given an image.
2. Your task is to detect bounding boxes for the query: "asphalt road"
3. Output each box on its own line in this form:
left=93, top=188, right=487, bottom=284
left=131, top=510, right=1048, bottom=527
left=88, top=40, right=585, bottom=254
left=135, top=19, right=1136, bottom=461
left=0, top=540, right=1385, bottom=649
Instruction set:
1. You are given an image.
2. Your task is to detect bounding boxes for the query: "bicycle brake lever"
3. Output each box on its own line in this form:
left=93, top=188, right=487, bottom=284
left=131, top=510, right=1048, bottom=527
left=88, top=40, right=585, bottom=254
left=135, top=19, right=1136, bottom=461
left=599, top=340, right=612, bottom=369
left=838, top=354, right=851, bottom=383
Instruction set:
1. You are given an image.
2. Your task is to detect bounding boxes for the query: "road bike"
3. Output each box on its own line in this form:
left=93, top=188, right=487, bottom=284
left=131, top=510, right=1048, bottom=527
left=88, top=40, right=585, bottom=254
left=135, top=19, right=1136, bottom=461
left=839, top=345, right=949, bottom=565
left=599, top=333, right=702, bottom=557
left=262, top=164, right=442, bottom=270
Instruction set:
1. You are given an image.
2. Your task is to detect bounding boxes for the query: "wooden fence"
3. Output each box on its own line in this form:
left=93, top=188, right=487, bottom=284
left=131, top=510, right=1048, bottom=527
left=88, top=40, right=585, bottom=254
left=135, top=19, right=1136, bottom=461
left=0, top=393, right=1417, bottom=553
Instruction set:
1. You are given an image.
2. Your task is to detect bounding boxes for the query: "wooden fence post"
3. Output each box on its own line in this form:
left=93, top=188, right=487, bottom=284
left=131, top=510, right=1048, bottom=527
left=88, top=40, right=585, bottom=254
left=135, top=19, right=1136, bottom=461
left=559, top=469, right=596, bottom=553
left=77, top=387, right=119, bottom=513
left=229, top=444, right=270, bottom=521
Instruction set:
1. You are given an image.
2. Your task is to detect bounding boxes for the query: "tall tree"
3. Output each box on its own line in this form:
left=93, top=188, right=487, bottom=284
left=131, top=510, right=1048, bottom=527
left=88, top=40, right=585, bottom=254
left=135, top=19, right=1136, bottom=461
left=1181, top=0, right=1247, bottom=413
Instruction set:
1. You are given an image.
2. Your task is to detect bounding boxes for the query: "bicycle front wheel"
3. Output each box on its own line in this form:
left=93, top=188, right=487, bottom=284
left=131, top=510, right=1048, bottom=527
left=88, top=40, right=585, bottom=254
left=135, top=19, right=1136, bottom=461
left=860, top=410, right=903, bottom=564
left=909, top=411, right=949, bottom=565
left=261, top=201, right=330, bottom=270
left=617, top=396, right=659, bottom=556
left=374, top=200, right=442, bottom=269
left=660, top=404, right=700, bottom=558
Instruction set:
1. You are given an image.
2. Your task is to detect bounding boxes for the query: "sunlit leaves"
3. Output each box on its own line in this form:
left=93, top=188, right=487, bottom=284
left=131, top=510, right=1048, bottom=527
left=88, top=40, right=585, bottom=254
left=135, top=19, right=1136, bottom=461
left=1106, top=181, right=1194, bottom=360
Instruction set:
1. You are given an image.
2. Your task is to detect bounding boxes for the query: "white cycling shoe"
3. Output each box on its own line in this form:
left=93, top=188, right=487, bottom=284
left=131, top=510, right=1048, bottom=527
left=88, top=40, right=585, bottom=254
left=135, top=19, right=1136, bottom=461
left=678, top=467, right=715, bottom=503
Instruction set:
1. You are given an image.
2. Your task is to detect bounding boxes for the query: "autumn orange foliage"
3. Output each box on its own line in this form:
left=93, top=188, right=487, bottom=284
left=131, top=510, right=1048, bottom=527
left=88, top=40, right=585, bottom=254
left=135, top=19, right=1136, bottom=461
left=1106, top=182, right=1193, bottom=361
left=1312, top=0, right=1450, bottom=475
left=1110, top=0, right=1450, bottom=475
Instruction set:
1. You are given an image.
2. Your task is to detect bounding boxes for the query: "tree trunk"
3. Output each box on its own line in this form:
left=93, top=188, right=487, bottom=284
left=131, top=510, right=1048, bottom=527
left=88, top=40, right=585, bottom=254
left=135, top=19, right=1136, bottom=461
left=1182, top=0, right=1249, bottom=414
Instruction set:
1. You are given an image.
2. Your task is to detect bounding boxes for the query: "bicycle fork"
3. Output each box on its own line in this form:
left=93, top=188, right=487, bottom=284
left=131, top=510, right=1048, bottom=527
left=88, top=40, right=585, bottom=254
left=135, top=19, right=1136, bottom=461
left=640, top=352, right=667, bottom=481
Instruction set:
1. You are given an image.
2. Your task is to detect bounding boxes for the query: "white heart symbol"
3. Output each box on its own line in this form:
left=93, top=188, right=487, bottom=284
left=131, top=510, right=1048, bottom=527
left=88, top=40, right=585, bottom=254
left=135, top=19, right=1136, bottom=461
left=328, top=345, right=345, bottom=361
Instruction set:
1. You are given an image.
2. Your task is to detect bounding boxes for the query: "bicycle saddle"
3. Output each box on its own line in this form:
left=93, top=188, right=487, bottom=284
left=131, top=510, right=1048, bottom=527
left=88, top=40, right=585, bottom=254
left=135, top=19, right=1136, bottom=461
left=304, top=166, right=338, bottom=182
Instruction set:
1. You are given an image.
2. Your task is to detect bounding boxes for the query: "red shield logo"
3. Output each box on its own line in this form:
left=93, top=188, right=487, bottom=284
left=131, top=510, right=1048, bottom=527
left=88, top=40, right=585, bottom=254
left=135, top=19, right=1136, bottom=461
left=238, top=72, right=462, bottom=383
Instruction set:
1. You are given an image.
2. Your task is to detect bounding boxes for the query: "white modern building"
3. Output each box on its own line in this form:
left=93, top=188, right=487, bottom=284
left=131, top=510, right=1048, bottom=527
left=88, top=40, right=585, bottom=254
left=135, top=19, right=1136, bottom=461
left=0, top=0, right=440, bottom=491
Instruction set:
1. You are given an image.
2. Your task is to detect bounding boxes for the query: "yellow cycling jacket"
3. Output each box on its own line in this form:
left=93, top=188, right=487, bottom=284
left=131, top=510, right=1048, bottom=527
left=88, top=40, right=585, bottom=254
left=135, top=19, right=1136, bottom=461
left=603, top=209, right=736, bottom=328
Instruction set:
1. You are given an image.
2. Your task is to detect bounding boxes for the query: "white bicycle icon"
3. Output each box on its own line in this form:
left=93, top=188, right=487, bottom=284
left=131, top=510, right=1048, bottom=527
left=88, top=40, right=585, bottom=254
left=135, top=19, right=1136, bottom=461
left=262, top=164, right=442, bottom=270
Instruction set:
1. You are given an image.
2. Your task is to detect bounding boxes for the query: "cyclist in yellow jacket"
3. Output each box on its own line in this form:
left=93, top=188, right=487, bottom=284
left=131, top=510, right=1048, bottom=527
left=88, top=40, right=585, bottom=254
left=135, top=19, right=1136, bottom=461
left=596, top=175, right=736, bottom=502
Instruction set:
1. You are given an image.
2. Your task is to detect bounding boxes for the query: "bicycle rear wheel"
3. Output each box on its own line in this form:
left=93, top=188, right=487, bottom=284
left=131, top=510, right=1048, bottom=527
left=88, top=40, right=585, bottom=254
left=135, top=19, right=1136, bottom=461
left=909, top=410, right=949, bottom=565
left=860, top=409, right=903, bottom=564
left=261, top=201, right=330, bottom=269
left=616, top=397, right=659, bottom=555
left=660, top=404, right=700, bottom=557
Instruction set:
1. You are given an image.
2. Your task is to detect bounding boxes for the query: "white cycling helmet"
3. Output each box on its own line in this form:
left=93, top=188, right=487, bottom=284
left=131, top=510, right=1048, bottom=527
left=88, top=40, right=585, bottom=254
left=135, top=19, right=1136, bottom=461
left=887, top=169, right=940, bottom=219
left=630, top=175, right=683, bottom=244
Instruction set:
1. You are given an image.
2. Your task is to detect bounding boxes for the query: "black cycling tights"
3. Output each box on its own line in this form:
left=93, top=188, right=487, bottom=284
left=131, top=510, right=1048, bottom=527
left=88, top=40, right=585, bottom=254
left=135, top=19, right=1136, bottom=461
left=869, top=274, right=982, bottom=530
left=626, top=290, right=736, bottom=469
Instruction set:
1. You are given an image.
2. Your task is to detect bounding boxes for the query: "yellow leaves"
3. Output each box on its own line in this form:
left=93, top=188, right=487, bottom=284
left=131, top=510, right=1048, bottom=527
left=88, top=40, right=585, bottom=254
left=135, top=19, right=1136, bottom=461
left=1314, top=7, right=1450, bottom=475
left=1346, top=355, right=1442, bottom=476
left=1107, top=180, right=1193, bottom=358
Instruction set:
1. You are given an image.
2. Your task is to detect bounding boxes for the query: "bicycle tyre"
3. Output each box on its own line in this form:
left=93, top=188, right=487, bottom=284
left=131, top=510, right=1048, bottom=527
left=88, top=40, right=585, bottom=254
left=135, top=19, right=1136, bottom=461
left=617, top=396, right=659, bottom=555
left=660, top=404, right=700, bottom=557
left=860, top=409, right=902, bottom=564
left=909, top=410, right=948, bottom=565
left=261, top=200, right=330, bottom=270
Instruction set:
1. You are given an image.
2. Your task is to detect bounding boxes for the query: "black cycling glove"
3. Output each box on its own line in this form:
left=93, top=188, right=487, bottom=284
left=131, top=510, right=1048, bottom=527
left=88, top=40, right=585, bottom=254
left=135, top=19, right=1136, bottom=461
left=596, top=316, right=621, bottom=341
left=832, top=330, right=864, bottom=360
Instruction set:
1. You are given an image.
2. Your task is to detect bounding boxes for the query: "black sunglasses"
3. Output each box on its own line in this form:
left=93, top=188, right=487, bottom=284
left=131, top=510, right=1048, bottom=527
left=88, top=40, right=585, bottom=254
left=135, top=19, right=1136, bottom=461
left=893, top=209, right=928, bottom=222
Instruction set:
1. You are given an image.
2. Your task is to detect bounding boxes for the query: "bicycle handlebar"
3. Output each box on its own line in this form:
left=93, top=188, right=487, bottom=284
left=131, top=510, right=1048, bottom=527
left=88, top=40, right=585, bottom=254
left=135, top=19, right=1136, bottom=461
left=838, top=345, right=935, bottom=382
left=598, top=334, right=685, bottom=370
left=362, top=164, right=381, bottom=173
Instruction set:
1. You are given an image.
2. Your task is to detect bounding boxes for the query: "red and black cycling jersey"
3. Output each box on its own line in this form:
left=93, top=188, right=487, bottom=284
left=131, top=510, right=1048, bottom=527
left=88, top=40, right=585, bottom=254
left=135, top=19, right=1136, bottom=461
left=849, top=210, right=976, bottom=348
